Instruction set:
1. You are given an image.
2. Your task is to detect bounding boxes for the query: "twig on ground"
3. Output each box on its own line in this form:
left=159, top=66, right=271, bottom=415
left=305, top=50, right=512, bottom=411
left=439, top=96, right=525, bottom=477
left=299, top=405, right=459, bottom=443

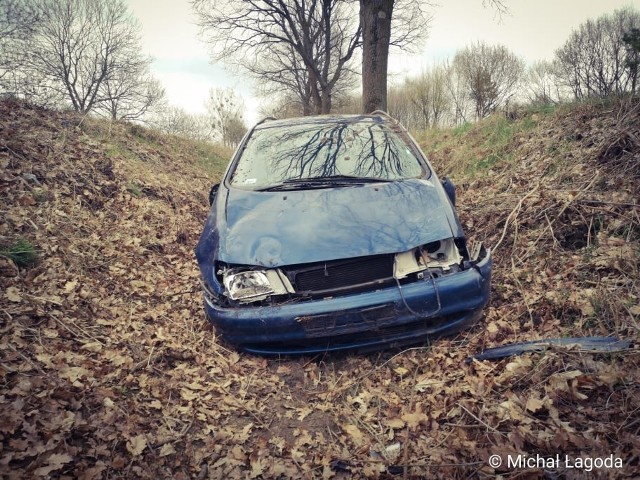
left=519, top=171, right=600, bottom=263
left=402, top=366, right=421, bottom=479
left=457, top=402, right=504, bottom=436
left=493, top=182, right=540, bottom=251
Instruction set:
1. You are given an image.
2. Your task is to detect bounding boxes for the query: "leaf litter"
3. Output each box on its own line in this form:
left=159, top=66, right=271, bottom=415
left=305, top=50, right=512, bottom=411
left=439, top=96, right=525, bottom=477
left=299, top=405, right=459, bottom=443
left=1, top=97, right=639, bottom=478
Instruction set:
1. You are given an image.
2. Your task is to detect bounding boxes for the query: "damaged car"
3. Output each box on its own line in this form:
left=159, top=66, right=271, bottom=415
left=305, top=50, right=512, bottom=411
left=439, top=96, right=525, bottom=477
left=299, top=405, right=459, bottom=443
left=196, top=112, right=491, bottom=355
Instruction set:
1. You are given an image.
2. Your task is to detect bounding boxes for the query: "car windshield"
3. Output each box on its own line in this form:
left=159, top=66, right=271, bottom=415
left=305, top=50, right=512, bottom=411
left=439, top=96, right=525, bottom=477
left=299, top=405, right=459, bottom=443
left=229, top=119, right=428, bottom=189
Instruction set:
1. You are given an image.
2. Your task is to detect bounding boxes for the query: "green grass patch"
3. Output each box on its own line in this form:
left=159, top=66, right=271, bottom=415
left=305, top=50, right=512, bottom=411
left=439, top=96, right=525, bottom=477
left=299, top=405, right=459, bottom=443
left=419, top=105, right=565, bottom=180
left=485, top=117, right=514, bottom=144
left=521, top=115, right=537, bottom=130
left=127, top=182, right=142, bottom=197
left=526, top=103, right=559, bottom=116
left=461, top=117, right=515, bottom=175
left=452, top=122, right=472, bottom=137
left=126, top=123, right=166, bottom=148
left=191, top=140, right=230, bottom=178
left=0, top=238, right=39, bottom=267
left=475, top=153, right=500, bottom=170
left=104, top=142, right=137, bottom=162
left=97, top=120, right=230, bottom=180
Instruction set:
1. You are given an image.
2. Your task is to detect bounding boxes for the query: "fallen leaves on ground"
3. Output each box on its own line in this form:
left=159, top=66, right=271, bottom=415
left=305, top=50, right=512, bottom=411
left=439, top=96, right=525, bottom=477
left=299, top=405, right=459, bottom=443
left=1, top=98, right=639, bottom=478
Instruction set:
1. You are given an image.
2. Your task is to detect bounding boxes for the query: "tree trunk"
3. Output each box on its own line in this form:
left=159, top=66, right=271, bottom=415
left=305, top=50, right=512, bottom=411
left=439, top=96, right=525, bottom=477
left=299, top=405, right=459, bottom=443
left=320, top=90, right=332, bottom=114
left=307, top=66, right=323, bottom=115
left=302, top=100, right=311, bottom=116
left=360, top=0, right=393, bottom=114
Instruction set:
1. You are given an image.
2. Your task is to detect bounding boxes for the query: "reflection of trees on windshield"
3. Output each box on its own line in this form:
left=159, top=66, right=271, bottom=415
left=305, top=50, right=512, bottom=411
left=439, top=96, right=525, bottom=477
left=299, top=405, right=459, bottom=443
left=269, top=122, right=418, bottom=181
left=355, top=127, right=404, bottom=178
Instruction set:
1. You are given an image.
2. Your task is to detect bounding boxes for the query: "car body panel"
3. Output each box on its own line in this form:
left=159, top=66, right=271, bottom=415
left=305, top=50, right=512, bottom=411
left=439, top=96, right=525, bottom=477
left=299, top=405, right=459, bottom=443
left=196, top=178, right=461, bottom=268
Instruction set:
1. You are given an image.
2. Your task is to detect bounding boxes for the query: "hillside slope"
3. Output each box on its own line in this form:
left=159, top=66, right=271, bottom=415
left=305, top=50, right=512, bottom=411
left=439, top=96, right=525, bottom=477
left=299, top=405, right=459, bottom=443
left=1, top=98, right=639, bottom=478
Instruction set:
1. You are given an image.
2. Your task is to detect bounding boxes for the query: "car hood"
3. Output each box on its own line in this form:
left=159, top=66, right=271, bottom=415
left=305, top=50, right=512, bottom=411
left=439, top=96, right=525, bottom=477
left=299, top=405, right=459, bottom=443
left=200, top=179, right=462, bottom=268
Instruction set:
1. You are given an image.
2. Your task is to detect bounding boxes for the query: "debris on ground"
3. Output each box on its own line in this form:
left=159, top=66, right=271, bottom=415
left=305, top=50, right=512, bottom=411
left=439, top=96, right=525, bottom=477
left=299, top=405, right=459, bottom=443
left=468, top=336, right=633, bottom=362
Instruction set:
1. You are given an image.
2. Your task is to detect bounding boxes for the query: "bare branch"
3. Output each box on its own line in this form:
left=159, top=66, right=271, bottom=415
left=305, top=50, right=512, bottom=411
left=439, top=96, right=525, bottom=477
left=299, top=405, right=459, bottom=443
left=2, top=0, right=163, bottom=118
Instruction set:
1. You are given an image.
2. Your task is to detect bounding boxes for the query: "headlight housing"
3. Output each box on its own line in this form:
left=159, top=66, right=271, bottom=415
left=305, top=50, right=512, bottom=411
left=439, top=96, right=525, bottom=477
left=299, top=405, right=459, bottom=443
left=394, top=238, right=464, bottom=279
left=219, top=266, right=294, bottom=303
left=223, top=270, right=274, bottom=301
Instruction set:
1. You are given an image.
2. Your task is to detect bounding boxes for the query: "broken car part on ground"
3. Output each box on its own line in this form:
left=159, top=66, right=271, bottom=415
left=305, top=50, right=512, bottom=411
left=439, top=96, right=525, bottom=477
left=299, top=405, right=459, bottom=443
left=196, top=112, right=492, bottom=354
left=468, top=336, right=632, bottom=362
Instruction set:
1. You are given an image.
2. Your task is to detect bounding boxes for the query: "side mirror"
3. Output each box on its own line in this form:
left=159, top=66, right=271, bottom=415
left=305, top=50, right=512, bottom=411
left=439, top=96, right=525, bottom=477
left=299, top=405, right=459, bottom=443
left=441, top=177, right=456, bottom=206
left=208, top=183, right=220, bottom=206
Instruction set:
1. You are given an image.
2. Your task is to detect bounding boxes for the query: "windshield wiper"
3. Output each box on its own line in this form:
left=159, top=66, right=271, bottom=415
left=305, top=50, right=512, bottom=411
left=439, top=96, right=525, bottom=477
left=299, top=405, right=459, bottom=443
left=257, top=175, right=393, bottom=191
left=285, top=175, right=393, bottom=184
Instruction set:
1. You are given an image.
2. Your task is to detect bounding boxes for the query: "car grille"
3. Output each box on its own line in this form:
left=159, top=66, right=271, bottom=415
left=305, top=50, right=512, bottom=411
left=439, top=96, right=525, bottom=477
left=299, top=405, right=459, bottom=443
left=283, top=253, right=395, bottom=295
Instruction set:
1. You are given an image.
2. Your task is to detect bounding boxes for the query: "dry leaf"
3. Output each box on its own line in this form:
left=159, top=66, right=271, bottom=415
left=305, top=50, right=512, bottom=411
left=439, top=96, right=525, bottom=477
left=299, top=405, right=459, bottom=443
left=2, top=89, right=639, bottom=480
left=344, top=424, right=365, bottom=445
left=126, top=435, right=147, bottom=456
left=401, top=412, right=429, bottom=429
left=159, top=443, right=176, bottom=457
left=33, top=453, right=73, bottom=476
left=5, top=287, right=22, bottom=302
left=383, top=418, right=405, bottom=429
left=525, top=396, right=545, bottom=413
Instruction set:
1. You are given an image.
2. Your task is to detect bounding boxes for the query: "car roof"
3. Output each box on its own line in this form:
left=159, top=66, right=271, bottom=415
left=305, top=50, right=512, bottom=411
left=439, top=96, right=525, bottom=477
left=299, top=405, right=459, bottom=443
left=253, top=112, right=397, bottom=130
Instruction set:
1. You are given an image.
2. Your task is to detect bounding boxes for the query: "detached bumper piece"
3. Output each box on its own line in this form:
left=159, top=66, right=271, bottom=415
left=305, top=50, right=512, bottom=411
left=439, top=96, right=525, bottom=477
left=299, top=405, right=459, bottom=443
left=468, top=336, right=632, bottom=362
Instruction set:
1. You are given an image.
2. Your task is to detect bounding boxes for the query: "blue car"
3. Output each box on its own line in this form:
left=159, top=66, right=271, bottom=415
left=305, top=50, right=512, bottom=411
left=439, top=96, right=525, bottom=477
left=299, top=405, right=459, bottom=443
left=196, top=112, right=491, bottom=355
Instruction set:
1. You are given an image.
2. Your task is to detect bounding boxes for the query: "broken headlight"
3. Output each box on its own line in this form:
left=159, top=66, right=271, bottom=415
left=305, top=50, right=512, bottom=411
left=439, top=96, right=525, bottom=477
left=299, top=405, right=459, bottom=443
left=219, top=266, right=294, bottom=303
left=223, top=270, right=274, bottom=301
left=394, top=238, right=464, bottom=279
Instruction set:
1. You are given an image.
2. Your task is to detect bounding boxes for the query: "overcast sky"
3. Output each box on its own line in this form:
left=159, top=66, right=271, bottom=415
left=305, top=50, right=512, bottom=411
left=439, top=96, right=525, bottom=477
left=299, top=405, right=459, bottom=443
left=126, top=0, right=640, bottom=123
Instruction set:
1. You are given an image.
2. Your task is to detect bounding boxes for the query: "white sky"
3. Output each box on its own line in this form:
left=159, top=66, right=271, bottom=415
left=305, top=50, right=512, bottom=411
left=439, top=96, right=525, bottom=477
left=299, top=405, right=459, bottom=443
left=126, top=0, right=640, bottom=123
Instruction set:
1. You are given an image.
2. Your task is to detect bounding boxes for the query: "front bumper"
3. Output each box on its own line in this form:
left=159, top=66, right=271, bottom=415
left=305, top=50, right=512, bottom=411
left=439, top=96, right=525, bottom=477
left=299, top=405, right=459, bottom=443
left=204, top=249, right=491, bottom=355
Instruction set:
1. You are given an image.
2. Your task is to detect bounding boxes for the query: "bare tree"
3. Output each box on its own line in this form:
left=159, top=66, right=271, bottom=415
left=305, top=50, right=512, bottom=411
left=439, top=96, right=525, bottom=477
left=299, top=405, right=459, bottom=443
left=404, top=65, right=450, bottom=129
left=524, top=60, right=567, bottom=105
left=453, top=42, right=524, bottom=119
left=0, top=0, right=40, bottom=92
left=9, top=0, right=162, bottom=117
left=97, top=66, right=165, bottom=121
left=194, top=0, right=361, bottom=115
left=254, top=39, right=357, bottom=116
left=0, top=0, right=38, bottom=41
left=290, top=89, right=359, bottom=116
left=386, top=82, right=413, bottom=127
left=259, top=95, right=308, bottom=119
left=151, top=106, right=213, bottom=141
left=443, top=60, right=471, bottom=126
left=555, top=7, right=640, bottom=99
left=359, top=0, right=431, bottom=114
left=27, top=0, right=135, bottom=112
left=623, top=27, right=640, bottom=93
left=206, top=87, right=247, bottom=149
left=195, top=0, right=429, bottom=115
left=253, top=42, right=315, bottom=116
